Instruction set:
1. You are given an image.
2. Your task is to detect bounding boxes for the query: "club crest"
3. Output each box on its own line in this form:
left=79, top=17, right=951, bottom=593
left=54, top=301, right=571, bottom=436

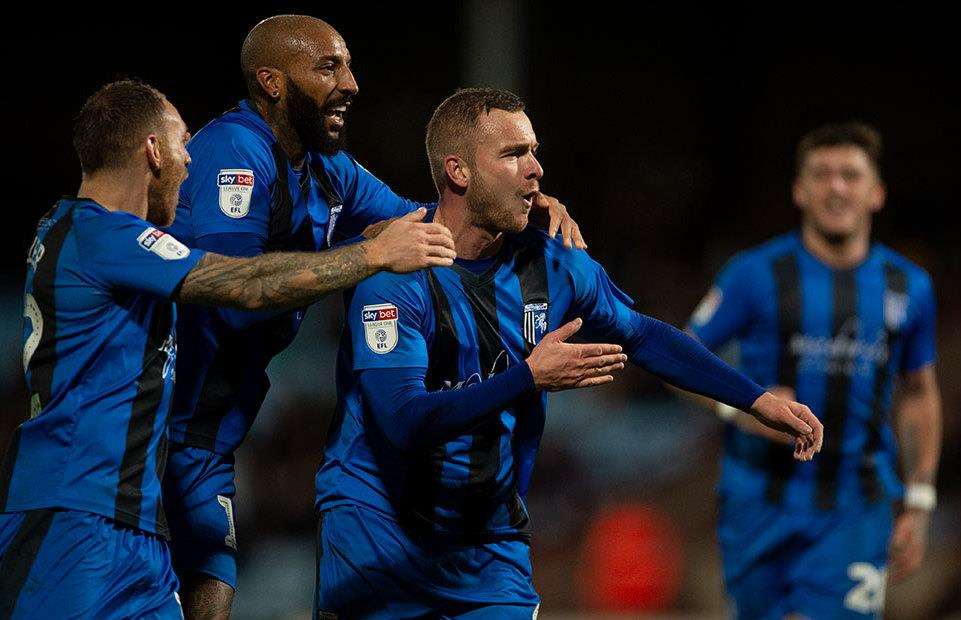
left=523, top=302, right=549, bottom=346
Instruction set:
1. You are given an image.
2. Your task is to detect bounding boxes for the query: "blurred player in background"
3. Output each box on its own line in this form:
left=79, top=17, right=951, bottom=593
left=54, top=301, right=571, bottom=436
left=162, top=14, right=582, bottom=619
left=0, top=80, right=455, bottom=619
left=685, top=123, right=942, bottom=618
left=313, top=88, right=823, bottom=619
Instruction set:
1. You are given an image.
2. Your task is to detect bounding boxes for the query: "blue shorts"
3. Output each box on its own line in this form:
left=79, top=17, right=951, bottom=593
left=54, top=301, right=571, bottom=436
left=162, top=443, right=238, bottom=589
left=314, top=505, right=539, bottom=619
left=0, top=508, right=181, bottom=619
left=718, top=498, right=893, bottom=619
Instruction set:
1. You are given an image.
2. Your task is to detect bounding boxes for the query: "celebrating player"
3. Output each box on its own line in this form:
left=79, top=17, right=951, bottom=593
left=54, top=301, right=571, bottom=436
left=162, top=14, right=584, bottom=619
left=685, top=123, right=942, bottom=618
left=313, top=88, right=823, bottom=619
left=0, top=80, right=455, bottom=619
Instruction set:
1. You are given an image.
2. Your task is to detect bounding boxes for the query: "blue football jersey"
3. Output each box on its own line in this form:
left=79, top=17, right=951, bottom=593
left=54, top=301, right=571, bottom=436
left=316, top=223, right=641, bottom=542
left=1, top=198, right=204, bottom=535
left=689, top=232, right=936, bottom=511
left=165, top=100, right=425, bottom=455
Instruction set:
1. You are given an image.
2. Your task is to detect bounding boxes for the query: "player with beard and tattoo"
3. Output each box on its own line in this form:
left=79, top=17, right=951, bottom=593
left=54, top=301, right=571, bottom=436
left=0, top=80, right=455, bottom=620
left=161, top=14, right=586, bottom=619
left=313, top=88, right=822, bottom=619
left=680, top=123, right=942, bottom=619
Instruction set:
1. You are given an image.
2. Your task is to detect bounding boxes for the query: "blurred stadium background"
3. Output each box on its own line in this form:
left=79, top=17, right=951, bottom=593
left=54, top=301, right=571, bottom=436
left=4, top=3, right=959, bottom=618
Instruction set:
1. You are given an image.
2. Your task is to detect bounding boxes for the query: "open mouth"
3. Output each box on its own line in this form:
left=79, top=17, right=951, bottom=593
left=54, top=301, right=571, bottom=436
left=521, top=190, right=537, bottom=209
left=324, top=102, right=350, bottom=130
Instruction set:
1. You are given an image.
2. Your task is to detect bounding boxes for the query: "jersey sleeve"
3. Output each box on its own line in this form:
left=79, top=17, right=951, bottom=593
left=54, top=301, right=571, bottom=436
left=179, top=123, right=275, bottom=239
left=76, top=212, right=205, bottom=299
left=348, top=273, right=429, bottom=371
left=687, top=252, right=758, bottom=350
left=901, top=273, right=937, bottom=372
left=322, top=151, right=430, bottom=243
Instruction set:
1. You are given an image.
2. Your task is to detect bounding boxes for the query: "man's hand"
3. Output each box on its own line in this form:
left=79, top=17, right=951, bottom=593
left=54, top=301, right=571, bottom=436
left=749, top=391, right=824, bottom=461
left=525, top=318, right=627, bottom=391
left=889, top=509, right=930, bottom=582
left=528, top=192, right=587, bottom=249
left=364, top=207, right=456, bottom=273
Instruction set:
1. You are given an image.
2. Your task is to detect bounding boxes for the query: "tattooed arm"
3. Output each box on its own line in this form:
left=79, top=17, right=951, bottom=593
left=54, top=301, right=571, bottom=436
left=888, top=364, right=942, bottom=582
left=175, top=208, right=455, bottom=310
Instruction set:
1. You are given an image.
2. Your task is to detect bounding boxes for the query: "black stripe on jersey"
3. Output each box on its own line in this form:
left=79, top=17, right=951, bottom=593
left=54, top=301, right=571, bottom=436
left=458, top=274, right=509, bottom=534
left=765, top=252, right=801, bottom=503
left=266, top=144, right=315, bottom=253
left=0, top=508, right=56, bottom=618
left=404, top=272, right=459, bottom=529
left=0, top=429, right=22, bottom=512
left=114, top=302, right=173, bottom=528
left=513, top=244, right=549, bottom=355
left=815, top=269, right=859, bottom=510
left=26, top=206, right=75, bottom=418
left=859, top=263, right=908, bottom=502
left=182, top=335, right=256, bottom=451
left=154, top=433, right=169, bottom=536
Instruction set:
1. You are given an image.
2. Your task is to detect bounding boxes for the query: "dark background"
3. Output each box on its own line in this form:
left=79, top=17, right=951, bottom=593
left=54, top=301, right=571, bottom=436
left=3, top=4, right=959, bottom=618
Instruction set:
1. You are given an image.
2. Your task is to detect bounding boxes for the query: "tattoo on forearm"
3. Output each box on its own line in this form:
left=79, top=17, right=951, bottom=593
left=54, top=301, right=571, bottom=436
left=176, top=243, right=374, bottom=310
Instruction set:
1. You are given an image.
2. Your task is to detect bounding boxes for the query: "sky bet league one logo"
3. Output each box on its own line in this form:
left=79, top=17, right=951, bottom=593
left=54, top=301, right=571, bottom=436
left=362, top=303, right=399, bottom=354
left=218, top=168, right=255, bottom=219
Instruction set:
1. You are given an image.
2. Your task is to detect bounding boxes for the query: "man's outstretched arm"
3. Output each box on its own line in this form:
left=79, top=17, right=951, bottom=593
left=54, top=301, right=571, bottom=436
left=175, top=208, right=454, bottom=310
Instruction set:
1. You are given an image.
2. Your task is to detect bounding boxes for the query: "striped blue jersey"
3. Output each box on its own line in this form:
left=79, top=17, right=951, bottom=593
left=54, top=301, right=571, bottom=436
left=165, top=100, right=423, bottom=455
left=1, top=198, right=204, bottom=535
left=689, top=232, right=936, bottom=511
left=316, top=225, right=642, bottom=542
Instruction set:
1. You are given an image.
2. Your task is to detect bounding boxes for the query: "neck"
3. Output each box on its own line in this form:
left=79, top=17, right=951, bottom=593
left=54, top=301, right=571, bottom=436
left=435, top=193, right=503, bottom=260
left=800, top=221, right=871, bottom=269
left=254, top=99, right=306, bottom=166
left=77, top=169, right=148, bottom=220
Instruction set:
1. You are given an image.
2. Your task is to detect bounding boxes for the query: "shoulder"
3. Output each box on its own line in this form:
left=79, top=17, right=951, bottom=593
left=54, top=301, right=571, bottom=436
left=354, top=269, right=430, bottom=308
left=875, top=244, right=934, bottom=295
left=511, top=226, right=593, bottom=274
left=187, top=110, right=275, bottom=169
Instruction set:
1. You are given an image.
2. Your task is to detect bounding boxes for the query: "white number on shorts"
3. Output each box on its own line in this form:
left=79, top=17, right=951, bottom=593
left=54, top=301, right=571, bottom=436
left=23, top=293, right=42, bottom=373
left=218, top=495, right=238, bottom=550
left=844, top=562, right=886, bottom=614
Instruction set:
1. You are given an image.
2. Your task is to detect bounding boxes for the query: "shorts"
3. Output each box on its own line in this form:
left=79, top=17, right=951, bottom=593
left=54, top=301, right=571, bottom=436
left=163, top=443, right=238, bottom=589
left=314, top=505, right=539, bottom=619
left=718, top=497, right=893, bottom=619
left=0, top=508, right=182, bottom=619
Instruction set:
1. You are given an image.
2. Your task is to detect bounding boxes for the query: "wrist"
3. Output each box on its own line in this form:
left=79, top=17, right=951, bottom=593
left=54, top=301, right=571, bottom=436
left=359, top=238, right=384, bottom=271
left=525, top=358, right=542, bottom=389
left=904, top=482, right=937, bottom=512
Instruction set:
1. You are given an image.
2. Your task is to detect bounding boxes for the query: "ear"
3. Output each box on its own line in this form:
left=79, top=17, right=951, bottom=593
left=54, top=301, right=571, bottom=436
left=791, top=176, right=805, bottom=210
left=870, top=180, right=886, bottom=213
left=256, top=68, right=283, bottom=101
left=145, top=133, right=162, bottom=173
left=444, top=155, right=469, bottom=191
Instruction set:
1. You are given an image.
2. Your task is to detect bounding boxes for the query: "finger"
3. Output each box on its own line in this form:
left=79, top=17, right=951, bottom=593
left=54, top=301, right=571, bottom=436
left=573, top=343, right=624, bottom=357
left=425, top=232, right=456, bottom=250
left=582, top=353, right=629, bottom=368
left=792, top=405, right=823, bottom=451
left=547, top=318, right=583, bottom=342
left=561, top=216, right=574, bottom=249
left=419, top=223, right=454, bottom=237
left=592, top=362, right=625, bottom=375
left=782, top=404, right=814, bottom=436
left=572, top=223, right=587, bottom=249
left=546, top=201, right=561, bottom=239
left=401, top=207, right=427, bottom=222
left=426, top=247, right=458, bottom=260
left=574, top=375, right=614, bottom=389
left=424, top=256, right=455, bottom=267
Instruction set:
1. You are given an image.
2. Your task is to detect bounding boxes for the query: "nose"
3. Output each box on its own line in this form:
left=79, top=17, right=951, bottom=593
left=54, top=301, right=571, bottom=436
left=339, top=66, right=359, bottom=96
left=527, top=154, right=544, bottom=180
